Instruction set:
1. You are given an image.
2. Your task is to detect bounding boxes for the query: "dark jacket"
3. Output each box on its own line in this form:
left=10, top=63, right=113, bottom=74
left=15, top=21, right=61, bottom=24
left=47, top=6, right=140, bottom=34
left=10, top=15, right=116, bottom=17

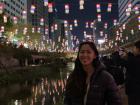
left=64, top=63, right=122, bottom=105
left=125, top=55, right=140, bottom=95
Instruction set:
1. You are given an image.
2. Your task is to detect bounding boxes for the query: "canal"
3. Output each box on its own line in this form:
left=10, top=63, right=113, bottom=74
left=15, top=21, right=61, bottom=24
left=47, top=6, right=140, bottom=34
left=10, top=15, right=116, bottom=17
left=0, top=62, right=74, bottom=105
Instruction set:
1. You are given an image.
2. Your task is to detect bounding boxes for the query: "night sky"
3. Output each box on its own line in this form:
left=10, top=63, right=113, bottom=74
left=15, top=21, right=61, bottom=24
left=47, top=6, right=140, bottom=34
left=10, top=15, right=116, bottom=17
left=54, top=0, right=118, bottom=40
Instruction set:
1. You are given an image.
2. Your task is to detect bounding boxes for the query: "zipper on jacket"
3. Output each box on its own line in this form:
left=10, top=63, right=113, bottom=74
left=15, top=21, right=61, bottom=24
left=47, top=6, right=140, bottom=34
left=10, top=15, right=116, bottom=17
left=84, top=82, right=90, bottom=105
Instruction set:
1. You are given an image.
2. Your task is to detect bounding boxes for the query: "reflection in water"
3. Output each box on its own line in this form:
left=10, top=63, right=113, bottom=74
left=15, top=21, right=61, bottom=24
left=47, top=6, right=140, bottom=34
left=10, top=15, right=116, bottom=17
left=0, top=62, right=74, bottom=105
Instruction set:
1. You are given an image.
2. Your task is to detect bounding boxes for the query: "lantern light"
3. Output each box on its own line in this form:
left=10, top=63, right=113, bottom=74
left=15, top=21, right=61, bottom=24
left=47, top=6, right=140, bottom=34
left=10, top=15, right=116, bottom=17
left=65, top=4, right=69, bottom=14
left=107, top=3, right=112, bottom=12
left=96, top=4, right=101, bottom=13
left=3, top=15, right=7, bottom=23
left=13, top=17, right=17, bottom=24
left=97, top=14, right=101, bottom=22
left=44, top=0, right=48, bottom=6
left=48, top=3, right=53, bottom=13
left=30, top=5, right=35, bottom=14
left=134, top=6, right=139, bottom=14
left=0, top=4, right=4, bottom=14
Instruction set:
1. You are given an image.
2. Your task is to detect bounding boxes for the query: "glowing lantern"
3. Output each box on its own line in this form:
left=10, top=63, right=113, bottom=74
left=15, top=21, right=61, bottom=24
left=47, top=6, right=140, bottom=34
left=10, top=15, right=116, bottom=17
left=22, top=10, right=27, bottom=19
left=134, top=6, right=139, bottom=14
left=65, top=4, right=69, bottom=14
left=131, top=29, right=134, bottom=35
left=44, top=0, right=48, bottom=6
left=113, top=19, right=117, bottom=26
left=79, top=0, right=84, bottom=10
left=126, top=9, right=130, bottom=16
left=80, top=5, right=84, bottom=10
left=1, top=26, right=4, bottom=32
left=74, top=20, right=78, bottom=27
left=40, top=18, right=44, bottom=26
left=48, top=3, right=53, bottom=13
left=3, top=15, right=7, bottom=23
left=64, top=20, right=68, bottom=27
left=100, top=31, right=103, bottom=36
left=13, top=17, right=17, bottom=24
left=90, top=22, right=94, bottom=28
left=70, top=24, right=73, bottom=30
left=51, top=26, right=54, bottom=32
left=30, top=5, right=35, bottom=14
left=37, top=27, right=41, bottom=33
left=15, top=29, right=18, bottom=34
left=138, top=24, right=140, bottom=30
left=97, top=14, right=101, bottom=22
left=107, top=3, right=112, bottom=12
left=45, top=28, right=48, bottom=34
left=54, top=24, right=58, bottom=30
left=96, top=4, right=101, bottom=13
left=86, top=22, right=89, bottom=28
left=138, top=16, right=140, bottom=23
left=122, top=24, right=126, bottom=30
left=0, top=4, right=4, bottom=14
left=65, top=31, right=68, bottom=36
left=32, top=27, right=35, bottom=33
left=104, top=23, right=108, bottom=29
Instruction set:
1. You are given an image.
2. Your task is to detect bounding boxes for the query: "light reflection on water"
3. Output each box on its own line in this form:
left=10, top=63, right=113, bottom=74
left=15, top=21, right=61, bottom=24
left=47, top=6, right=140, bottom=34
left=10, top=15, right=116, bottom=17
left=0, top=62, right=74, bottom=105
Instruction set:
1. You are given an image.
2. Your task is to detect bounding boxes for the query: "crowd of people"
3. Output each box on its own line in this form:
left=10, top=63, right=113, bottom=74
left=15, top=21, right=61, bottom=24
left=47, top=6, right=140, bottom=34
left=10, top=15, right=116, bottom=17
left=64, top=40, right=140, bottom=105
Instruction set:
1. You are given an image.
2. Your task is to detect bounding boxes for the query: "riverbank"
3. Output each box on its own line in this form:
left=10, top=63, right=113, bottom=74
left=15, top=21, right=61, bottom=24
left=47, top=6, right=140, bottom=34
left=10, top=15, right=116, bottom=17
left=0, top=65, right=67, bottom=86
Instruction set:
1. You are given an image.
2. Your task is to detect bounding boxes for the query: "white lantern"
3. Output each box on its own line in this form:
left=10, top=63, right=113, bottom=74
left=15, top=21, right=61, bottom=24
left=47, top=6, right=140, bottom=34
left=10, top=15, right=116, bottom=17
left=65, top=4, right=69, bottom=14
left=48, top=3, right=53, bottom=13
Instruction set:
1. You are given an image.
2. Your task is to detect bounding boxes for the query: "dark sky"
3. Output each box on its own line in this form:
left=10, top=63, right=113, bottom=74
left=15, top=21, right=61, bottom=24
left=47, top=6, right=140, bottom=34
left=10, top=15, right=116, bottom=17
left=54, top=0, right=118, bottom=40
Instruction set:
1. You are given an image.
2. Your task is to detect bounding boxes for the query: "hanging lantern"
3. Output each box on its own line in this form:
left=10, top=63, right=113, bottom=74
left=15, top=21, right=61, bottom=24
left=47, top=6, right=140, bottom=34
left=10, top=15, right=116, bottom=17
left=51, top=26, right=54, bottom=32
left=86, top=22, right=89, bottom=28
left=138, top=24, right=140, bottom=30
left=40, top=18, right=44, bottom=26
left=80, top=5, right=84, bottom=10
left=1, top=26, right=4, bottom=32
left=44, top=0, right=48, bottom=6
left=122, top=24, right=126, bottom=30
left=138, top=16, right=140, bottom=23
left=13, top=16, right=17, bottom=24
left=48, top=3, right=53, bottom=13
left=64, top=20, right=68, bottom=27
left=15, top=29, right=18, bottom=34
left=126, top=8, right=130, bottom=16
left=45, top=28, right=48, bottom=34
left=22, top=10, right=27, bottom=19
left=54, top=24, right=58, bottom=30
left=128, top=3, right=132, bottom=12
left=113, top=19, right=117, bottom=26
left=23, top=27, right=27, bottom=35
left=134, top=6, right=139, bottom=14
left=65, top=4, right=69, bottom=14
left=126, top=36, right=128, bottom=40
left=107, top=3, right=112, bottom=12
left=100, top=31, right=103, bottom=36
left=70, top=24, right=73, bottom=30
left=97, top=14, right=101, bottom=22
left=3, top=15, right=7, bottom=23
left=131, top=29, right=134, bottom=35
left=32, top=27, right=35, bottom=33
left=90, top=22, right=94, bottom=28
left=84, top=31, right=86, bottom=38
left=30, top=5, right=36, bottom=14
left=74, top=20, right=78, bottom=27
left=65, top=31, right=68, bottom=36
left=104, top=23, right=108, bottom=29
left=96, top=4, right=101, bottom=13
left=37, top=27, right=41, bottom=33
left=0, top=4, right=4, bottom=14
left=79, top=0, right=84, bottom=5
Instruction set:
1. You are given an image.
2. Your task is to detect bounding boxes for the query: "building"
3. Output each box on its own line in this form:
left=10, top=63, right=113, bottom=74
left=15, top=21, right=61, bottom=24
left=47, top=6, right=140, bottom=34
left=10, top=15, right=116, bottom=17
left=0, top=0, right=26, bottom=23
left=118, top=0, right=140, bottom=24
left=26, top=0, right=49, bottom=40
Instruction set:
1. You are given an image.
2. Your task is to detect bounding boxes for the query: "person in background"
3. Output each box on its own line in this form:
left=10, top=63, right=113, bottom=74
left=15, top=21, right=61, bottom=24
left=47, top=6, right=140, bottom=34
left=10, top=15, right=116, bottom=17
left=125, top=40, right=140, bottom=105
left=64, top=41, right=122, bottom=105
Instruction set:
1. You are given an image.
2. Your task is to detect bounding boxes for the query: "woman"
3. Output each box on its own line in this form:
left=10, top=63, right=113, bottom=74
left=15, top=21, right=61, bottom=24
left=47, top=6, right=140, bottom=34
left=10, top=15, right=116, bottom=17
left=64, top=41, right=122, bottom=105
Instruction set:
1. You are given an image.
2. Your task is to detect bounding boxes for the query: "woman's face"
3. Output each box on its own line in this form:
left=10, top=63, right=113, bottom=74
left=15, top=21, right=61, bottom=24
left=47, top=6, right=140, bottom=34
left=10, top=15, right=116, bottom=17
left=79, top=44, right=97, bottom=66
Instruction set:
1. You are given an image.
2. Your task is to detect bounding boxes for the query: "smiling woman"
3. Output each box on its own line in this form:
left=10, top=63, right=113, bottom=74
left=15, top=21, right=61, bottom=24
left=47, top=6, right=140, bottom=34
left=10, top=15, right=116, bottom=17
left=64, top=41, right=122, bottom=105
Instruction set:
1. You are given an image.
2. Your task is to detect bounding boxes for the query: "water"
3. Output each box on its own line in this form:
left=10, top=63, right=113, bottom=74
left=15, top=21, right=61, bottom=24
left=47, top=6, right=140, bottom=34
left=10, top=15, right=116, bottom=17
left=0, top=62, right=75, bottom=105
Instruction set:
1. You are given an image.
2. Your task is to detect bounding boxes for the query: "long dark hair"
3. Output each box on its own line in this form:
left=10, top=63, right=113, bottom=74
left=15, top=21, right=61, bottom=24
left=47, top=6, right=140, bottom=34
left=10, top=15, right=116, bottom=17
left=65, top=41, right=100, bottom=97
